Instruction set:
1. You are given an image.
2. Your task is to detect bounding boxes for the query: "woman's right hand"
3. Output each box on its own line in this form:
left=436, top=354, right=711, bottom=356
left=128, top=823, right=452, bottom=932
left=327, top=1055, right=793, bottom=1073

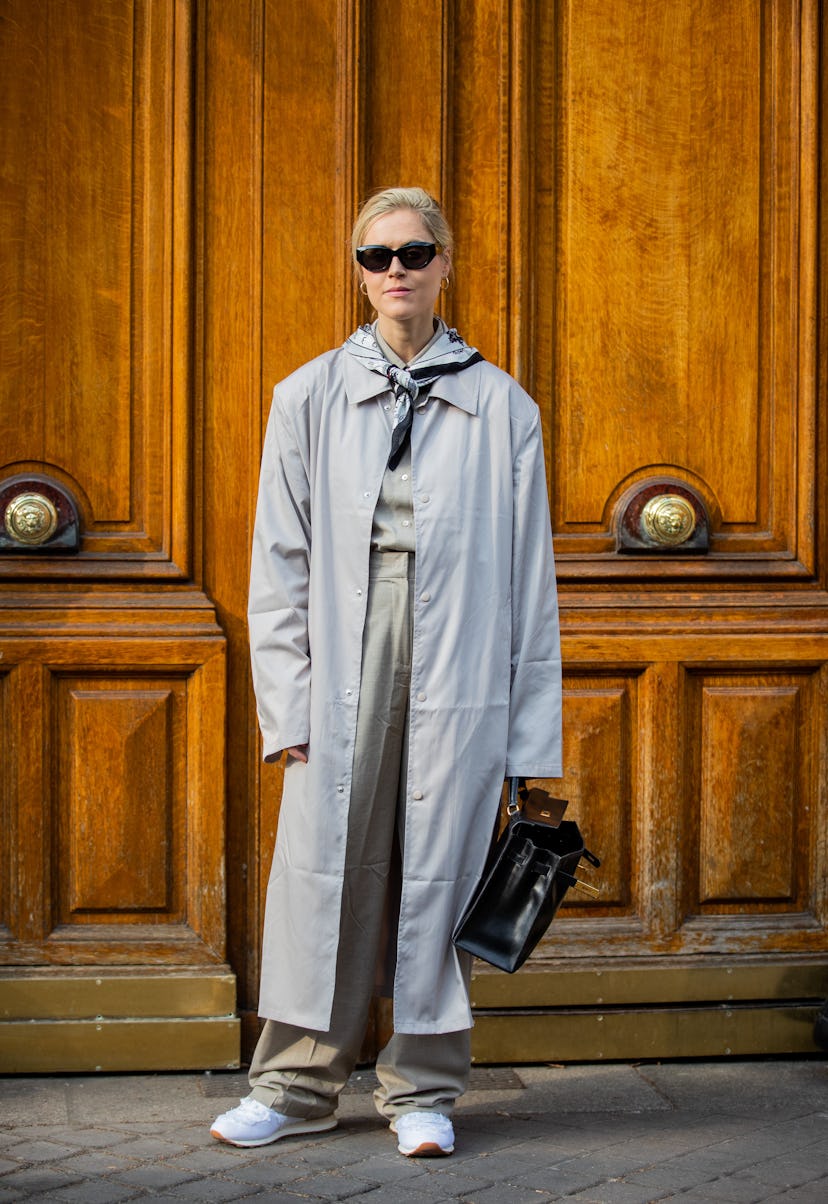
left=286, top=744, right=309, bottom=763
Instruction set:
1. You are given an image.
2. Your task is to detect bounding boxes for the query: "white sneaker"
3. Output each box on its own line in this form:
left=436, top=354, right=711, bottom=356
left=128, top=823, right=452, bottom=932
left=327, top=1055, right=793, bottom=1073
left=210, top=1097, right=337, bottom=1147
left=393, top=1111, right=455, bottom=1157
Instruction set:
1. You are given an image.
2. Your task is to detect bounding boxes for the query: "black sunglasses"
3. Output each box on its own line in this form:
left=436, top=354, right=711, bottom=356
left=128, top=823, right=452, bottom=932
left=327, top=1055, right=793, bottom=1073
left=355, top=241, right=441, bottom=273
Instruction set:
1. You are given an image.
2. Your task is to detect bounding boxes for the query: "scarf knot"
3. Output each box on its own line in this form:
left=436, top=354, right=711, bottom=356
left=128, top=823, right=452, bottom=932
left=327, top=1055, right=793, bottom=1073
left=345, top=322, right=483, bottom=468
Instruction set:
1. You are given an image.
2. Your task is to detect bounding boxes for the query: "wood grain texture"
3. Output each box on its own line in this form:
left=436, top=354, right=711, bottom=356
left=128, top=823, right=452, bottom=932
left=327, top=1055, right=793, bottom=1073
left=0, top=611, right=226, bottom=968
left=0, top=0, right=193, bottom=578
left=556, top=677, right=637, bottom=912
left=3, top=0, right=828, bottom=1069
left=59, top=684, right=180, bottom=917
left=547, top=0, right=817, bottom=579
left=694, top=675, right=812, bottom=910
left=0, top=669, right=11, bottom=942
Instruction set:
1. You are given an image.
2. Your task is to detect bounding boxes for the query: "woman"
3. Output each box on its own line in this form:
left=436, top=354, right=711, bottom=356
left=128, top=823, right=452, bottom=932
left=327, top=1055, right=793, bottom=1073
left=211, top=187, right=562, bottom=1157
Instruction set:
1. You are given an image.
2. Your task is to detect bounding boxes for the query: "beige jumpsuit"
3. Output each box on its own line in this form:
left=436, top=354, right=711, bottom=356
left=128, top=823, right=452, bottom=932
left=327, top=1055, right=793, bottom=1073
left=249, top=329, right=471, bottom=1122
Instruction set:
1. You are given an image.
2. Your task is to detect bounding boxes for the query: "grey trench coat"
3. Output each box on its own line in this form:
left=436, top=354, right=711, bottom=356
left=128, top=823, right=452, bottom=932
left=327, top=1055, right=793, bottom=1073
left=249, top=343, right=562, bottom=1035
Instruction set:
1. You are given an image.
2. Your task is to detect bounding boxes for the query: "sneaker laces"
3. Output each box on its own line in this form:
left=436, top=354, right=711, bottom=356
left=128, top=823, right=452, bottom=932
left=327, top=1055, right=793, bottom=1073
left=400, top=1111, right=452, bottom=1131
left=233, top=1097, right=275, bottom=1122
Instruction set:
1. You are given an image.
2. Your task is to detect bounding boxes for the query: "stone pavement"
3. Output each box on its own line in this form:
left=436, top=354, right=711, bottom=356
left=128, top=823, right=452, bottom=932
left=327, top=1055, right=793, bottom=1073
left=0, top=1060, right=827, bottom=1203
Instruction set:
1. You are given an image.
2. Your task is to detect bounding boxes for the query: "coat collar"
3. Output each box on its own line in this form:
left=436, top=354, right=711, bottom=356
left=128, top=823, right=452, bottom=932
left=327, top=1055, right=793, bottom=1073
left=341, top=348, right=479, bottom=416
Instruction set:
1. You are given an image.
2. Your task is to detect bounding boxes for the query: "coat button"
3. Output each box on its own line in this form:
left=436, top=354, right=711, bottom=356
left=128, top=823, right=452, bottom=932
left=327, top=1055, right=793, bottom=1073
left=420, top=494, right=430, bottom=504
left=337, top=785, right=345, bottom=793
left=420, top=591, right=431, bottom=603
left=417, top=692, right=427, bottom=702
left=412, top=790, right=423, bottom=800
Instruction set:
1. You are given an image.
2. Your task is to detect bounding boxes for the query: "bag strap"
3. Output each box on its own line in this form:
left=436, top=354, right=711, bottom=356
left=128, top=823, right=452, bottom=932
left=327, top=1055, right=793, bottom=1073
left=507, top=776, right=522, bottom=815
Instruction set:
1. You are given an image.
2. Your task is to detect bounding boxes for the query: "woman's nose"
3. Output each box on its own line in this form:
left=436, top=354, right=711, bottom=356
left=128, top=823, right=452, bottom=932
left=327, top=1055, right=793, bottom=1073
left=388, top=255, right=405, bottom=276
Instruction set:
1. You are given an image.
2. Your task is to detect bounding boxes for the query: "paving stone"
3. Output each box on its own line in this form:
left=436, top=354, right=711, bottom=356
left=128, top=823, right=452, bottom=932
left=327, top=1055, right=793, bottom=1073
left=2, top=1063, right=828, bottom=1204
left=564, top=1182, right=676, bottom=1203
left=3, top=1138, right=81, bottom=1163
left=0, top=1165, right=85, bottom=1193
left=154, top=1177, right=266, bottom=1201
left=409, top=1167, right=497, bottom=1195
left=748, top=1154, right=828, bottom=1190
left=55, top=1150, right=141, bottom=1175
left=113, top=1134, right=194, bottom=1158
left=111, top=1164, right=202, bottom=1190
left=0, top=1133, right=29, bottom=1151
left=626, top=1162, right=723, bottom=1193
left=456, top=1186, right=555, bottom=1204
left=220, top=1159, right=334, bottom=1188
left=347, top=1174, right=459, bottom=1202
left=342, top=1182, right=457, bottom=1203
left=36, top=1127, right=128, bottom=1149
left=760, top=1179, right=828, bottom=1203
left=682, top=1171, right=770, bottom=1202
left=165, top=1147, right=262, bottom=1174
left=634, top=1146, right=758, bottom=1180
left=519, top=1166, right=613, bottom=1196
left=555, top=1148, right=665, bottom=1180
left=41, top=1182, right=142, bottom=1202
left=279, top=1170, right=382, bottom=1199
left=259, top=1138, right=380, bottom=1171
left=329, top=1152, right=431, bottom=1185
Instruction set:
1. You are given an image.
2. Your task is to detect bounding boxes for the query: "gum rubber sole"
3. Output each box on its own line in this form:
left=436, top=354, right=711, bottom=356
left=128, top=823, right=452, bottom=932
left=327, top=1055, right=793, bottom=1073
left=390, top=1119, right=454, bottom=1157
left=399, top=1140, right=453, bottom=1157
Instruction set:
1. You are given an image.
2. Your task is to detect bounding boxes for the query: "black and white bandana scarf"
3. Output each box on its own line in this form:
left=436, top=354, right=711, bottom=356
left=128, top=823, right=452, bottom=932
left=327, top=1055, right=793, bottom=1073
left=344, top=322, right=483, bottom=469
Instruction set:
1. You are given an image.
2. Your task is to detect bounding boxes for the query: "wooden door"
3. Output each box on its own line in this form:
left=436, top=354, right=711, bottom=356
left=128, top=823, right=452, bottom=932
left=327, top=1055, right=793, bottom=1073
left=3, top=0, right=825, bottom=1071
left=467, top=0, right=828, bottom=1059
left=217, top=0, right=824, bottom=1062
left=0, top=0, right=237, bottom=1070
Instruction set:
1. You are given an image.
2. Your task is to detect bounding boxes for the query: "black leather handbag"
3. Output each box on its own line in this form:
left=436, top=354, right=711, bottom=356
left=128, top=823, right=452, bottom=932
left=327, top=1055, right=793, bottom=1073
left=452, top=779, right=600, bottom=973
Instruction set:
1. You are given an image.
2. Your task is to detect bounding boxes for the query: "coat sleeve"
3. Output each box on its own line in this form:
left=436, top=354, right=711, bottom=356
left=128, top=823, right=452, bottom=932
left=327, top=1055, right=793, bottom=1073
left=505, top=404, right=563, bottom=778
left=247, top=385, right=313, bottom=762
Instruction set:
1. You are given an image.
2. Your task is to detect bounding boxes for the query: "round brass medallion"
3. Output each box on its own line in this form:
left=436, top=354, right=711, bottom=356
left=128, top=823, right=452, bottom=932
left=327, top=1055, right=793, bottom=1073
left=4, top=492, right=59, bottom=546
left=641, top=494, right=696, bottom=547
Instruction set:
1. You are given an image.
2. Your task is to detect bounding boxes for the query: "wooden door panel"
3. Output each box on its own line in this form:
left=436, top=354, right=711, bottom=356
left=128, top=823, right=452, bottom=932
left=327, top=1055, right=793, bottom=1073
left=0, top=0, right=237, bottom=1069
left=57, top=680, right=184, bottom=920
left=262, top=0, right=341, bottom=381
left=697, top=680, right=803, bottom=907
left=0, top=668, right=11, bottom=946
left=0, top=0, right=193, bottom=576
left=541, top=0, right=817, bottom=578
left=1, top=637, right=227, bottom=969
left=556, top=675, right=638, bottom=913
left=687, top=668, right=823, bottom=920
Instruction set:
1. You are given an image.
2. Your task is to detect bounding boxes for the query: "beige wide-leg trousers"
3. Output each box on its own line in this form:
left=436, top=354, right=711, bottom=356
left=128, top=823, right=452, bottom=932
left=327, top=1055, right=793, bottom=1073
left=249, top=551, right=471, bottom=1122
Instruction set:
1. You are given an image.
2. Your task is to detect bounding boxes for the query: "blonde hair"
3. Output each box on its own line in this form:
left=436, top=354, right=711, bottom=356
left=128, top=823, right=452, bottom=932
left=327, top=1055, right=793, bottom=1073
left=351, top=187, right=454, bottom=263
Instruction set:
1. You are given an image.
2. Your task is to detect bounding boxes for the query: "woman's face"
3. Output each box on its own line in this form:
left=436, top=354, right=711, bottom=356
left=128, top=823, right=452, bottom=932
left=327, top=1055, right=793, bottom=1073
left=358, top=209, right=450, bottom=328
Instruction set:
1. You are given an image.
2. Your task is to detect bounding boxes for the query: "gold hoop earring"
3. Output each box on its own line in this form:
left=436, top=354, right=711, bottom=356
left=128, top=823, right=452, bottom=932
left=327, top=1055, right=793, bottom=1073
left=359, top=282, right=368, bottom=295
left=440, top=276, right=449, bottom=291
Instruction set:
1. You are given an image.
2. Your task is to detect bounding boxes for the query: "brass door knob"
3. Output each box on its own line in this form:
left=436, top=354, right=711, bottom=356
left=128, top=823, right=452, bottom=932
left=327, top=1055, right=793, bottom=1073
left=4, top=492, right=59, bottom=546
left=640, top=494, right=697, bottom=547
